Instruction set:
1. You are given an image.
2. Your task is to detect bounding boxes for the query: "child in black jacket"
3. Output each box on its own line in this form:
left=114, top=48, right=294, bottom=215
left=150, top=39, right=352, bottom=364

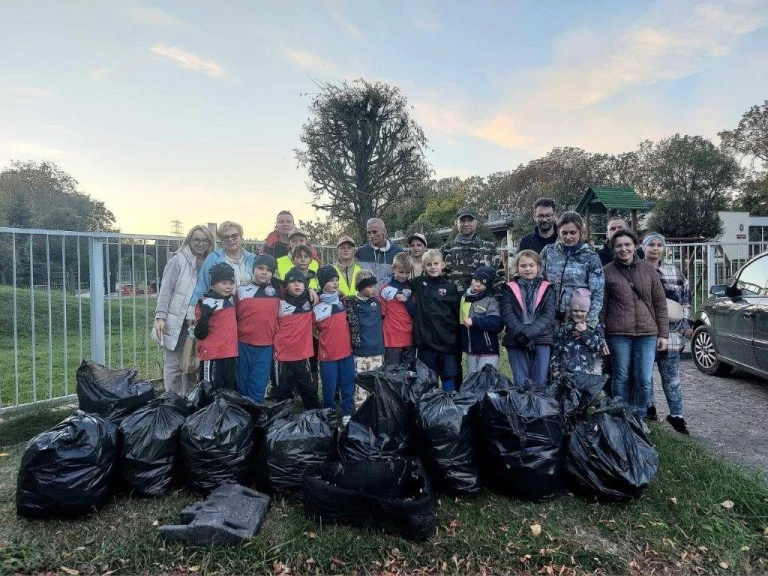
left=500, top=250, right=556, bottom=388
left=412, top=249, right=460, bottom=391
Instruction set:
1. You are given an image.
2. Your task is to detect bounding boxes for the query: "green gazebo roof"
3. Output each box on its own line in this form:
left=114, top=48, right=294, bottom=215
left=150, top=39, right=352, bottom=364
left=575, top=186, right=647, bottom=214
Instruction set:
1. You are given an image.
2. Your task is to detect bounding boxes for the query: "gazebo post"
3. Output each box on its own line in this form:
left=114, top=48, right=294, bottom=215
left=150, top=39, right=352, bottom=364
left=631, top=209, right=638, bottom=232
left=585, top=206, right=591, bottom=239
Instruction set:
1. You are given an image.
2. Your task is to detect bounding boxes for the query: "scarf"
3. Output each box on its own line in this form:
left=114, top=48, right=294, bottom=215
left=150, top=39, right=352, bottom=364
left=283, top=286, right=310, bottom=309
left=319, top=290, right=342, bottom=307
left=463, top=286, right=485, bottom=303
left=457, top=234, right=476, bottom=245
left=516, top=275, right=543, bottom=325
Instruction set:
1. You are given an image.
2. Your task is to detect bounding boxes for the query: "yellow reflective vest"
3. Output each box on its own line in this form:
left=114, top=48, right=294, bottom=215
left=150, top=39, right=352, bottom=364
left=275, top=256, right=319, bottom=290
left=334, top=261, right=363, bottom=297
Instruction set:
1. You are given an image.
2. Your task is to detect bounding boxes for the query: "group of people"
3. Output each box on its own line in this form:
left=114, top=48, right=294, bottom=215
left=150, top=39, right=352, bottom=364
left=152, top=199, right=691, bottom=434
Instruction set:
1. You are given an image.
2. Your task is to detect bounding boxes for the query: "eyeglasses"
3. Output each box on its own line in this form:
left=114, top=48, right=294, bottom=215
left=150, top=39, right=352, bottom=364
left=191, top=238, right=210, bottom=245
left=535, top=213, right=555, bottom=220
left=222, top=233, right=240, bottom=242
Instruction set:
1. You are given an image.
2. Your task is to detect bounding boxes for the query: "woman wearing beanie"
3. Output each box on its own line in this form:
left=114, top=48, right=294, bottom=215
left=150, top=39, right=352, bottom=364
left=642, top=232, right=691, bottom=434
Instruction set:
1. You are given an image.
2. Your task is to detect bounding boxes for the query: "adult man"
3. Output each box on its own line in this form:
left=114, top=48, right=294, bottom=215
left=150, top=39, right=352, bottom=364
left=334, top=235, right=363, bottom=296
left=261, top=210, right=321, bottom=262
left=517, top=198, right=557, bottom=254
left=597, top=216, right=629, bottom=265
left=355, top=218, right=404, bottom=288
left=441, top=207, right=500, bottom=293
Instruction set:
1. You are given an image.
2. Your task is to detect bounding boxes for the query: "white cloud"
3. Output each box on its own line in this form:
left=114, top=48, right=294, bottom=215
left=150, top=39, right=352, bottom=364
left=330, top=11, right=365, bottom=42
left=130, top=6, right=195, bottom=30
left=149, top=45, right=224, bottom=77
left=281, top=48, right=335, bottom=72
left=1, top=138, right=65, bottom=159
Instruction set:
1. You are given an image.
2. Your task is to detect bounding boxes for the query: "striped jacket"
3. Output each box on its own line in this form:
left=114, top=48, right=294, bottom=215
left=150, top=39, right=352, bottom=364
left=654, top=260, right=692, bottom=353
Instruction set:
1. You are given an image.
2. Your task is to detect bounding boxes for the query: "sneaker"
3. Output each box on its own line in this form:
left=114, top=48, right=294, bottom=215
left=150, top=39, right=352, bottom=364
left=342, top=415, right=351, bottom=426
left=666, top=415, right=690, bottom=435
left=645, top=405, right=658, bottom=421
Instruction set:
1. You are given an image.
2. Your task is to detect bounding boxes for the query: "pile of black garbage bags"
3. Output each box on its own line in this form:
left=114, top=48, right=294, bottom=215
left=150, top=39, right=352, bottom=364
left=16, top=359, right=659, bottom=543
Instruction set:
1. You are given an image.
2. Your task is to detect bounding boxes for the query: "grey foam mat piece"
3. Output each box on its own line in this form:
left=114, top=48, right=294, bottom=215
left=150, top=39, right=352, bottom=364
left=160, top=483, right=270, bottom=547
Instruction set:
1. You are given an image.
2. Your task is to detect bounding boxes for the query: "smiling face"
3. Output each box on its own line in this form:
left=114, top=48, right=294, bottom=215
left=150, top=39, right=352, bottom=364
left=612, top=235, right=636, bottom=263
left=253, top=264, right=273, bottom=285
left=558, top=223, right=581, bottom=246
left=366, top=222, right=387, bottom=248
left=211, top=279, right=235, bottom=298
left=644, top=239, right=664, bottom=262
left=220, top=227, right=243, bottom=256
left=457, top=216, right=478, bottom=237
left=424, top=257, right=445, bottom=277
left=571, top=309, right=587, bottom=322
left=517, top=256, right=539, bottom=279
left=189, top=229, right=211, bottom=258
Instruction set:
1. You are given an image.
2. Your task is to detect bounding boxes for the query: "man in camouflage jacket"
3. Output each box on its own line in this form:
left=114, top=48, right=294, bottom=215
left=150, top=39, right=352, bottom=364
left=440, top=206, right=502, bottom=293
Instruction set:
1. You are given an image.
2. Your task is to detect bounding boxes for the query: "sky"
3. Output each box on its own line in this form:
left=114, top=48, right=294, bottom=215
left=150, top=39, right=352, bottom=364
left=1, top=0, right=766, bottom=239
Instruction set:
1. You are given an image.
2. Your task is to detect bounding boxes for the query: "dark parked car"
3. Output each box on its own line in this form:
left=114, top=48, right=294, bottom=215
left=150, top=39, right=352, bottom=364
left=692, top=250, right=768, bottom=378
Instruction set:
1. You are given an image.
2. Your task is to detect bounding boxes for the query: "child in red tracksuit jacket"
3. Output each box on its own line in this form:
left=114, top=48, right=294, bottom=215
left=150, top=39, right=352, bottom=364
left=235, top=254, right=280, bottom=403
left=380, top=252, right=417, bottom=366
left=273, top=266, right=321, bottom=409
left=194, top=262, right=238, bottom=391
left=313, top=265, right=355, bottom=420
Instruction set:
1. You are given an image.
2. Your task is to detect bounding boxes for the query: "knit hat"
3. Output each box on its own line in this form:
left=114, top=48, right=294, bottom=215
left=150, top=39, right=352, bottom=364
left=284, top=266, right=306, bottom=285
left=317, top=265, right=339, bottom=289
left=254, top=254, right=276, bottom=273
left=356, top=272, right=378, bottom=292
left=472, top=266, right=496, bottom=287
left=641, top=232, right=666, bottom=249
left=209, top=262, right=235, bottom=287
left=570, top=288, right=591, bottom=312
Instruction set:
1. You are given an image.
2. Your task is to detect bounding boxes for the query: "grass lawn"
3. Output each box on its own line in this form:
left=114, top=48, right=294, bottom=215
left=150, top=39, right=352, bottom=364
left=1, top=401, right=767, bottom=575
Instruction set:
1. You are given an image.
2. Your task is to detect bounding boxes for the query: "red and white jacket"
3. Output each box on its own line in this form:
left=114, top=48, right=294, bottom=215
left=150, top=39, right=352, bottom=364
left=274, top=298, right=314, bottom=362
left=235, top=280, right=280, bottom=346
left=195, top=295, right=238, bottom=360
left=313, top=292, right=353, bottom=361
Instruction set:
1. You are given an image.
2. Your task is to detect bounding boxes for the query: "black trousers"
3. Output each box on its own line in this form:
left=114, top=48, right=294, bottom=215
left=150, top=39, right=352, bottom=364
left=199, top=357, right=237, bottom=392
left=275, top=359, right=320, bottom=409
left=384, top=345, right=416, bottom=366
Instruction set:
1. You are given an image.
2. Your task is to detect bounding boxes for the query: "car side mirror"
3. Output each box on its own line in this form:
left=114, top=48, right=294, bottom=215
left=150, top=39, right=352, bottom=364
left=709, top=284, right=727, bottom=296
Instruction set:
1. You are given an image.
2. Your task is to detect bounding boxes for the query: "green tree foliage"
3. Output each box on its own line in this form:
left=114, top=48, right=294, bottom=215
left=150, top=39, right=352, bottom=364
left=645, top=134, right=740, bottom=239
left=732, top=173, right=768, bottom=217
left=295, top=79, right=431, bottom=240
left=0, top=161, right=116, bottom=231
left=298, top=217, right=354, bottom=246
left=719, top=100, right=768, bottom=165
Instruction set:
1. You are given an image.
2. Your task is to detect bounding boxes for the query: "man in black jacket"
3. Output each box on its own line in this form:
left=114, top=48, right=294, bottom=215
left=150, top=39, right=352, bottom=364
left=517, top=198, right=557, bottom=254
left=597, top=216, right=630, bottom=265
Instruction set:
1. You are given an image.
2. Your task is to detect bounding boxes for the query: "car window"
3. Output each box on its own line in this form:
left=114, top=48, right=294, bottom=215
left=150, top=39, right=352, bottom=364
left=736, top=255, right=768, bottom=296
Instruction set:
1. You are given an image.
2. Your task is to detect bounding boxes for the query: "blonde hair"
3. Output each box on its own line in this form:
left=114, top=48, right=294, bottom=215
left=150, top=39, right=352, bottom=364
left=513, top=249, right=542, bottom=271
left=392, top=252, right=414, bottom=272
left=422, top=248, right=443, bottom=264
left=179, top=225, right=215, bottom=256
left=217, top=221, right=243, bottom=240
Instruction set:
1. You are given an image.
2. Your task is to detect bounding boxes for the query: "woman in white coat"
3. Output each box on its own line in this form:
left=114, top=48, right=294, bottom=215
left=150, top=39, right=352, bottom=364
left=153, top=225, right=215, bottom=394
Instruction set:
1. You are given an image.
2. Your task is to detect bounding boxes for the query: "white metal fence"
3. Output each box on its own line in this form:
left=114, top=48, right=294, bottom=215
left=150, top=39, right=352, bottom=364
left=1, top=224, right=765, bottom=413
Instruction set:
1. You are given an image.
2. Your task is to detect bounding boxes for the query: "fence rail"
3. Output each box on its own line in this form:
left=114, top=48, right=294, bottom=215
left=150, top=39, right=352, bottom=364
left=1, top=225, right=766, bottom=413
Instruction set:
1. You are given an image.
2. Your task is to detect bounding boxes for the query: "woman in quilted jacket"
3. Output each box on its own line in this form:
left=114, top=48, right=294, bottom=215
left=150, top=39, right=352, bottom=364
left=602, top=229, right=668, bottom=420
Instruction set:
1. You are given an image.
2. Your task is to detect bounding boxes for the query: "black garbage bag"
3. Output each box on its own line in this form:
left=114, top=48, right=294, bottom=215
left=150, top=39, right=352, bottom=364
left=180, top=395, right=256, bottom=495
left=184, top=381, right=218, bottom=412
left=256, top=408, right=337, bottom=494
left=415, top=389, right=479, bottom=495
left=338, top=376, right=409, bottom=461
left=565, top=399, right=659, bottom=501
left=17, top=411, right=118, bottom=518
left=303, top=457, right=436, bottom=541
left=358, top=359, right=438, bottom=412
left=555, top=371, right=608, bottom=424
left=76, top=359, right=155, bottom=422
left=477, top=383, right=564, bottom=501
left=119, top=392, right=190, bottom=497
left=460, top=364, right=512, bottom=400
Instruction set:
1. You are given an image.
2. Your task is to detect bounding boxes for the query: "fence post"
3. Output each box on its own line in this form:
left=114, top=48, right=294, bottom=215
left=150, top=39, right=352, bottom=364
left=89, top=236, right=106, bottom=364
left=707, top=243, right=717, bottom=290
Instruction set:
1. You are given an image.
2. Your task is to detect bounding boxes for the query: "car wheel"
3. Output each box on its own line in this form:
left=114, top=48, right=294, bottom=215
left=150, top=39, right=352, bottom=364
left=691, top=326, right=732, bottom=376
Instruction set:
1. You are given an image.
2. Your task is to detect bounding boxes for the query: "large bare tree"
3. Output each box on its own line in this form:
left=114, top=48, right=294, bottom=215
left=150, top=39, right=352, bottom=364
left=295, top=79, right=431, bottom=240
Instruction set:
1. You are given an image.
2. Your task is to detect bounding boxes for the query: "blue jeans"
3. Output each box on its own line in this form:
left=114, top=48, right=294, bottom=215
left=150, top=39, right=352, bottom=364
left=652, top=351, right=683, bottom=417
left=607, top=335, right=657, bottom=418
left=506, top=345, right=551, bottom=388
left=319, top=355, right=356, bottom=416
left=236, top=343, right=273, bottom=403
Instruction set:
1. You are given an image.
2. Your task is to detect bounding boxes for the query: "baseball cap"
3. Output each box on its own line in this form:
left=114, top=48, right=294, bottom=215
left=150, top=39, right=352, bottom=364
left=288, top=228, right=308, bottom=240
left=336, top=235, right=357, bottom=248
left=406, top=232, right=428, bottom=247
left=456, top=206, right=478, bottom=220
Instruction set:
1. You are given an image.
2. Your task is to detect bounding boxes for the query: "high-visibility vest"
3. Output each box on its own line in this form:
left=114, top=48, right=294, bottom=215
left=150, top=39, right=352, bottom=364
left=334, top=261, right=363, bottom=296
left=276, top=256, right=320, bottom=290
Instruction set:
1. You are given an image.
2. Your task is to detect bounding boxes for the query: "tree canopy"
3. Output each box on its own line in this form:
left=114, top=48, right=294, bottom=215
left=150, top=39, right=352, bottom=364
left=295, top=79, right=431, bottom=240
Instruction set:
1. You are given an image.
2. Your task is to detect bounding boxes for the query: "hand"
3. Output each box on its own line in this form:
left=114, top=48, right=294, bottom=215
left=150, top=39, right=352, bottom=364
left=575, top=321, right=587, bottom=333
left=308, top=289, right=319, bottom=305
left=657, top=337, right=668, bottom=352
left=684, top=328, right=693, bottom=339
left=153, top=319, right=165, bottom=345
left=463, top=317, right=473, bottom=327
left=395, top=294, right=407, bottom=302
left=516, top=333, right=529, bottom=347
left=600, top=344, right=611, bottom=357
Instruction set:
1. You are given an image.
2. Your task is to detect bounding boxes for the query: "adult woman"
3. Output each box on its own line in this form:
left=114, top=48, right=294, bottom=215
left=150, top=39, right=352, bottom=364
left=153, top=225, right=215, bottom=394
left=190, top=221, right=256, bottom=309
left=642, top=233, right=691, bottom=434
left=602, top=229, right=668, bottom=419
left=540, top=211, right=604, bottom=329
left=406, top=232, right=427, bottom=277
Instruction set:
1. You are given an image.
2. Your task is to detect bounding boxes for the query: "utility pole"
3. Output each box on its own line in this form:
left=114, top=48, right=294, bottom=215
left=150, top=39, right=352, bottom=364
left=171, top=220, right=183, bottom=236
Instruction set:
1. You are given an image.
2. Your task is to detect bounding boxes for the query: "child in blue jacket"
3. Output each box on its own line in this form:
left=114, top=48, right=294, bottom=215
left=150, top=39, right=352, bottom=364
left=460, top=266, right=503, bottom=372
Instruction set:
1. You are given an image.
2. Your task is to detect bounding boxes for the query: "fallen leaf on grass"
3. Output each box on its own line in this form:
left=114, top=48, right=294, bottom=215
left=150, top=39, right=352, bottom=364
left=721, top=500, right=735, bottom=510
left=740, top=546, right=750, bottom=552
left=670, top=497, right=678, bottom=506
left=0, top=452, right=9, bottom=457
left=152, top=520, right=159, bottom=527
left=303, top=531, right=316, bottom=540
left=530, top=523, right=542, bottom=537
left=189, top=567, right=200, bottom=573
left=61, top=568, right=80, bottom=576
left=720, top=561, right=729, bottom=569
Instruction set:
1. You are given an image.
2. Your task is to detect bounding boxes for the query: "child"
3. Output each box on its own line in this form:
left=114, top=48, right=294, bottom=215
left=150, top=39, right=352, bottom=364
left=275, top=228, right=321, bottom=280
left=551, top=288, right=603, bottom=379
left=380, top=252, right=417, bottom=366
left=334, top=235, right=362, bottom=297
left=412, top=249, right=460, bottom=391
left=273, top=267, right=321, bottom=409
left=500, top=250, right=556, bottom=388
left=313, top=265, right=355, bottom=421
left=460, top=266, right=503, bottom=372
left=346, top=269, right=385, bottom=408
left=193, top=262, right=238, bottom=391
left=235, top=254, right=281, bottom=403
left=290, top=244, right=319, bottom=290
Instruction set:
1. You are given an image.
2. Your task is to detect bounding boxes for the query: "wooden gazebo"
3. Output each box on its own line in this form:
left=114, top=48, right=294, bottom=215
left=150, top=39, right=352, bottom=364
left=574, top=186, right=648, bottom=238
